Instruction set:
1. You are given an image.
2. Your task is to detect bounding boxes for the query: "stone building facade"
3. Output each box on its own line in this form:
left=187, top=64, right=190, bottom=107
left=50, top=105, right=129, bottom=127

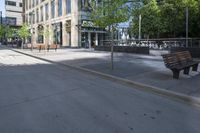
left=24, top=0, right=106, bottom=48
left=5, top=0, right=23, bottom=26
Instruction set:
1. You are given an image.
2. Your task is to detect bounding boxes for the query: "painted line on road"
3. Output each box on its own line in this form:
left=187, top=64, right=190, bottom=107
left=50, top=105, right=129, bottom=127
left=12, top=49, right=200, bottom=107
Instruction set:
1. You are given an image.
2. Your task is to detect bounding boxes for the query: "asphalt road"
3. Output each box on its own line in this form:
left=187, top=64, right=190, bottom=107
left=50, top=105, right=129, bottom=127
left=0, top=48, right=200, bottom=133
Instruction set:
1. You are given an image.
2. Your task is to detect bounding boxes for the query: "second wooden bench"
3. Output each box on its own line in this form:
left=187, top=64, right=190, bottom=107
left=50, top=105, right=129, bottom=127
left=162, top=51, right=199, bottom=79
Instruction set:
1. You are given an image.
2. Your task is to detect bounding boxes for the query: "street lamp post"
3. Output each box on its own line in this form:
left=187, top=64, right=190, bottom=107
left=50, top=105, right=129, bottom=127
left=29, top=11, right=35, bottom=51
left=0, top=11, right=2, bottom=44
left=139, top=14, right=141, bottom=41
left=185, top=7, right=189, bottom=48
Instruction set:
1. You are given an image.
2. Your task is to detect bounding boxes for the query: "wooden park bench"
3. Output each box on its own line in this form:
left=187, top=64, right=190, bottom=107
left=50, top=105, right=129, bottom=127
left=37, top=44, right=46, bottom=52
left=162, top=51, right=199, bottom=79
left=37, top=44, right=58, bottom=52
left=47, top=44, right=57, bottom=52
left=26, top=43, right=38, bottom=49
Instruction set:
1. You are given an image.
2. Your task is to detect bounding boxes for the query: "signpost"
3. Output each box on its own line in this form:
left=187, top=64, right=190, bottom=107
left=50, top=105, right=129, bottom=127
left=186, top=7, right=188, bottom=48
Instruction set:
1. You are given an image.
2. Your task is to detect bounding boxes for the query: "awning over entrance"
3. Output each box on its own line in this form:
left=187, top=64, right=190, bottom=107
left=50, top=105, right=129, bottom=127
left=77, top=20, right=107, bottom=33
left=81, top=26, right=107, bottom=33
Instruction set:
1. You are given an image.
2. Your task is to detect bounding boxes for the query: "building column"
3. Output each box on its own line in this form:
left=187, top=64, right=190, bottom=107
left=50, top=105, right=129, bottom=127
left=62, top=21, right=68, bottom=46
left=71, top=0, right=79, bottom=47
left=49, top=0, right=51, bottom=19
left=62, top=0, right=66, bottom=16
left=35, top=27, right=38, bottom=45
left=44, top=25, right=48, bottom=46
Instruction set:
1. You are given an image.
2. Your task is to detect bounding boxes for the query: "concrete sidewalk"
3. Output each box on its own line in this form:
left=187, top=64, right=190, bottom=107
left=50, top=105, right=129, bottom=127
left=12, top=48, right=200, bottom=99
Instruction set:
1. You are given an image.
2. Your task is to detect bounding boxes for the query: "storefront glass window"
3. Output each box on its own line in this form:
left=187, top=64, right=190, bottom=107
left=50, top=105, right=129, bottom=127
left=66, top=0, right=71, bottom=14
left=51, top=0, right=55, bottom=18
left=36, top=8, right=39, bottom=23
left=58, top=0, right=62, bottom=16
left=52, top=23, right=62, bottom=45
left=40, top=6, right=43, bottom=22
left=45, top=3, right=49, bottom=20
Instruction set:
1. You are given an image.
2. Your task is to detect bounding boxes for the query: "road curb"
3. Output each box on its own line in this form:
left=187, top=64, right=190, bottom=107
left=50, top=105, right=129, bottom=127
left=12, top=49, right=200, bottom=107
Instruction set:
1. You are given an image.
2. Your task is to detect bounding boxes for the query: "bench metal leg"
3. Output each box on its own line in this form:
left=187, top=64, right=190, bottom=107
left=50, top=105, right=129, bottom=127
left=172, top=70, right=180, bottom=79
left=55, top=45, right=57, bottom=51
left=47, top=46, right=50, bottom=52
left=192, top=64, right=198, bottom=71
left=39, top=46, right=41, bottom=52
left=183, top=67, right=190, bottom=75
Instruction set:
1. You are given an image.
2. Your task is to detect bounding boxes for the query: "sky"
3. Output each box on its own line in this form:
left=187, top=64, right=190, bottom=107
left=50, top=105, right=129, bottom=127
left=0, top=0, right=5, bottom=17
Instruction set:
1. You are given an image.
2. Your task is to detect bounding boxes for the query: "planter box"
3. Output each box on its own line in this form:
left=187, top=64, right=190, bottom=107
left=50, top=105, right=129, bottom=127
left=170, top=47, right=200, bottom=58
left=95, top=46, right=149, bottom=55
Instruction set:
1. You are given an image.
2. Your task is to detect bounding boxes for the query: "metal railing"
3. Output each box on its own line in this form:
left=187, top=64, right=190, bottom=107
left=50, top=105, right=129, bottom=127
left=101, top=38, right=200, bottom=50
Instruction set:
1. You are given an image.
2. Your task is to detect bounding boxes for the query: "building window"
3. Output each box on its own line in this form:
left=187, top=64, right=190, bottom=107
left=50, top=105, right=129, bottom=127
left=52, top=22, right=62, bottom=45
left=36, top=9, right=39, bottom=23
left=37, top=25, right=44, bottom=43
left=45, top=4, right=49, bottom=20
left=51, top=0, right=55, bottom=18
left=29, top=14, right=31, bottom=25
left=5, top=1, right=16, bottom=6
left=81, top=0, right=92, bottom=11
left=40, top=6, right=43, bottom=22
left=33, top=11, right=35, bottom=24
left=32, top=0, right=35, bottom=7
left=5, top=17, right=16, bottom=25
left=19, top=3, right=23, bottom=7
left=25, top=14, right=28, bottom=23
left=66, top=0, right=71, bottom=14
left=58, top=0, right=62, bottom=16
left=29, top=0, right=31, bottom=9
left=25, top=1, right=28, bottom=10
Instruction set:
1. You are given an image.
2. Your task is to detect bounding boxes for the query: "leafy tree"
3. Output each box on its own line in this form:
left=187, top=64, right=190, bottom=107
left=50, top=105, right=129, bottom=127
left=0, top=25, right=5, bottom=38
left=160, top=0, right=184, bottom=37
left=0, top=25, right=5, bottom=44
left=17, top=23, right=30, bottom=49
left=129, top=0, right=200, bottom=38
left=43, top=27, right=53, bottom=51
left=130, top=0, right=163, bottom=38
left=197, top=0, right=200, bottom=37
left=6, top=27, right=16, bottom=38
left=0, top=25, right=16, bottom=45
left=90, top=0, right=130, bottom=69
left=185, top=0, right=199, bottom=37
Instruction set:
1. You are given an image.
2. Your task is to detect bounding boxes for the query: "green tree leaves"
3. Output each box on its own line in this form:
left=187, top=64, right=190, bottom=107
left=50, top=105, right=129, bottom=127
left=90, top=0, right=130, bottom=29
left=129, top=0, right=200, bottom=38
left=17, top=23, right=30, bottom=39
left=0, top=25, right=16, bottom=39
left=17, top=23, right=30, bottom=48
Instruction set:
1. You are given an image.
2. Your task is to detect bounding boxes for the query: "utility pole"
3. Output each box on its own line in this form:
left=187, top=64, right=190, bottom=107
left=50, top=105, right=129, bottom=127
left=186, top=7, right=188, bottom=47
left=111, top=25, right=114, bottom=70
left=0, top=11, right=2, bottom=44
left=30, top=11, right=34, bottom=51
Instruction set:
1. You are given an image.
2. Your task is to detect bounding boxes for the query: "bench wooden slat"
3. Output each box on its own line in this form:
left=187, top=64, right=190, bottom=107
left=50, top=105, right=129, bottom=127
left=162, top=51, right=199, bottom=79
